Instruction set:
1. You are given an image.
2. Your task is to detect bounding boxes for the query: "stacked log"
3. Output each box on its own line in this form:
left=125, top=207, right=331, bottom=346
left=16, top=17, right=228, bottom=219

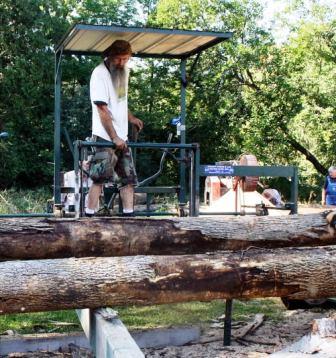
left=1, top=213, right=335, bottom=260
left=0, top=211, right=335, bottom=314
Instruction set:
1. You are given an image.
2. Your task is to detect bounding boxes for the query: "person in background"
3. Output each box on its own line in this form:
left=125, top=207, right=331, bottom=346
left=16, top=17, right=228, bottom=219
left=322, top=166, right=336, bottom=206
left=262, top=188, right=283, bottom=207
left=85, top=40, right=143, bottom=217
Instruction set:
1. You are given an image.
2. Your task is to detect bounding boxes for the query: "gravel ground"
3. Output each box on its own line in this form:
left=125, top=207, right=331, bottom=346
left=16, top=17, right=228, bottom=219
left=143, top=308, right=336, bottom=357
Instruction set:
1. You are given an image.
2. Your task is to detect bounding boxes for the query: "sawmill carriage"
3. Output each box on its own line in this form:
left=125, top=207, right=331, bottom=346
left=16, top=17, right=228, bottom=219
left=2, top=24, right=335, bottom=356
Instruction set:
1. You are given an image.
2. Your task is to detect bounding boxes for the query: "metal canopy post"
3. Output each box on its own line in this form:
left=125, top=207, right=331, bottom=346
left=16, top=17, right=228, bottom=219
left=54, top=49, right=62, bottom=206
left=194, top=143, right=200, bottom=216
left=290, top=166, right=299, bottom=214
left=223, top=299, right=233, bottom=346
left=179, top=58, right=187, bottom=207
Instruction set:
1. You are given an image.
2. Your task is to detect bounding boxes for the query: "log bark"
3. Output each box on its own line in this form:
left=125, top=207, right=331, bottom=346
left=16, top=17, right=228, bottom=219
left=0, top=213, right=335, bottom=260
left=271, top=317, right=336, bottom=357
left=1, top=245, right=336, bottom=314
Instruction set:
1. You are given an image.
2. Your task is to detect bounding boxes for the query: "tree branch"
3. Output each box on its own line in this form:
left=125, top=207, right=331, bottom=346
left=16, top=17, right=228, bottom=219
left=245, top=69, right=261, bottom=91
left=232, top=70, right=261, bottom=91
left=276, top=116, right=327, bottom=175
left=286, top=136, right=328, bottom=175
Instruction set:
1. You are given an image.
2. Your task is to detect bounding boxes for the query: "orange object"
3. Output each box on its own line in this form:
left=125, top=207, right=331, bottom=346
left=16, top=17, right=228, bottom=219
left=204, top=176, right=222, bottom=205
left=238, top=154, right=259, bottom=192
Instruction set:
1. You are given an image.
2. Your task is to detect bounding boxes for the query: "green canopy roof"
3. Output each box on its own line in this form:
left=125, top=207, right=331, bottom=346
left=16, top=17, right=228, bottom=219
left=56, top=24, right=233, bottom=59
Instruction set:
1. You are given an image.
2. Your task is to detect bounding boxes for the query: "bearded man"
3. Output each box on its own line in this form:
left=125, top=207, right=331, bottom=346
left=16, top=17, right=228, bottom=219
left=85, top=40, right=143, bottom=217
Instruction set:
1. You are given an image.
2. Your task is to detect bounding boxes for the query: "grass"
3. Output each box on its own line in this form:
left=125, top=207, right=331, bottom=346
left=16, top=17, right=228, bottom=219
left=0, top=311, right=80, bottom=334
left=0, top=299, right=285, bottom=334
left=0, top=187, right=52, bottom=214
left=118, top=298, right=285, bottom=330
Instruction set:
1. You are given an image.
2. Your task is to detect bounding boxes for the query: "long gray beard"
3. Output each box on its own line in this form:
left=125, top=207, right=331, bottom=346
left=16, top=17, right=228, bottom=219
left=109, top=65, right=128, bottom=100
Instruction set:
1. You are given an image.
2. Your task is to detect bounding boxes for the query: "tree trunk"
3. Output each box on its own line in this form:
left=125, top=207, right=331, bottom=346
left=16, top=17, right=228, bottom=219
left=1, top=245, right=336, bottom=314
left=0, top=213, right=335, bottom=260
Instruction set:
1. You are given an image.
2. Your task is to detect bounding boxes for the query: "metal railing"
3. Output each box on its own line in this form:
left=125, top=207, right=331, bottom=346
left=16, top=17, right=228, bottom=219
left=73, top=140, right=200, bottom=218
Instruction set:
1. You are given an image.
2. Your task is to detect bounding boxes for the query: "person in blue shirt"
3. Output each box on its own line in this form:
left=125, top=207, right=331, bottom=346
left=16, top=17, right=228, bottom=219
left=322, top=166, right=336, bottom=206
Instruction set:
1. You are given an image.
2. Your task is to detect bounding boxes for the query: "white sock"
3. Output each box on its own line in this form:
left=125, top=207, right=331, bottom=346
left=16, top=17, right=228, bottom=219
left=85, top=208, right=95, bottom=215
left=123, top=209, right=134, bottom=214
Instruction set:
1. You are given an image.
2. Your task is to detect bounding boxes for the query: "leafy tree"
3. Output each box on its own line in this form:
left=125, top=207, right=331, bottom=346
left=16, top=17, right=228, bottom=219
left=141, top=0, right=335, bottom=200
left=0, top=0, right=68, bottom=187
left=146, top=0, right=272, bottom=164
left=238, top=11, right=335, bottom=199
left=0, top=0, right=140, bottom=188
left=1, top=0, right=335, bottom=204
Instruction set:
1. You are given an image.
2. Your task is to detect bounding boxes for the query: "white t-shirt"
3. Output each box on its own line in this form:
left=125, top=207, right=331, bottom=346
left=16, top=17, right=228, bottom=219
left=90, top=62, right=129, bottom=141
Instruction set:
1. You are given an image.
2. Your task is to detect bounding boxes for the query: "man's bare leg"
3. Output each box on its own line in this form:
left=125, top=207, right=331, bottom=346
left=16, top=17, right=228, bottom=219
left=85, top=183, right=103, bottom=215
left=119, top=184, right=134, bottom=213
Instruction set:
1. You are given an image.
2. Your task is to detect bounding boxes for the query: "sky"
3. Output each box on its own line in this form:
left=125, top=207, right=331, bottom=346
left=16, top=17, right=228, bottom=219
left=259, top=0, right=291, bottom=42
left=259, top=0, right=336, bottom=42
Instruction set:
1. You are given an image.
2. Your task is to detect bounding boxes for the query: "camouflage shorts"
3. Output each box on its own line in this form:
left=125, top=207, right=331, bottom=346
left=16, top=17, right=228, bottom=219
left=89, top=138, right=138, bottom=186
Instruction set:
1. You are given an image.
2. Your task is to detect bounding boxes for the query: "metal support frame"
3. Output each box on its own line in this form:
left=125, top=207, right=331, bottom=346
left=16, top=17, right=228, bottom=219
left=73, top=140, right=199, bottom=218
left=0, top=213, right=54, bottom=218
left=52, top=45, right=194, bottom=215
left=179, top=59, right=187, bottom=207
left=197, top=164, right=299, bottom=215
left=53, top=53, right=192, bottom=215
left=76, top=308, right=144, bottom=357
left=54, top=49, right=63, bottom=207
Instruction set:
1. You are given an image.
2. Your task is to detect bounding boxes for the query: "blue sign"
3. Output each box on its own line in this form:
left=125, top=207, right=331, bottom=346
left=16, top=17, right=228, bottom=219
left=204, top=165, right=234, bottom=176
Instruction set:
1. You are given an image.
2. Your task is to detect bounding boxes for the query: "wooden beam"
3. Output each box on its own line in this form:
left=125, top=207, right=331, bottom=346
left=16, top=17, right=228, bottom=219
left=1, top=245, right=336, bottom=314
left=0, top=212, right=335, bottom=260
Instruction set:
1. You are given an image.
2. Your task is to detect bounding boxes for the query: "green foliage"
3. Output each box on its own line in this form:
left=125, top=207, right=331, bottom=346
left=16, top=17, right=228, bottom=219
left=129, top=58, right=182, bottom=183
left=0, top=0, right=72, bottom=187
left=146, top=0, right=279, bottom=171
left=0, top=0, right=140, bottom=188
left=148, top=0, right=335, bottom=200
left=1, top=0, right=335, bottom=201
left=0, top=187, right=52, bottom=214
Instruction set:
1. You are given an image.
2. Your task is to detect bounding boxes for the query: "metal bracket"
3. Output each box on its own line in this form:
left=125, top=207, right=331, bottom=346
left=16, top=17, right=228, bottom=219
left=77, top=308, right=144, bottom=357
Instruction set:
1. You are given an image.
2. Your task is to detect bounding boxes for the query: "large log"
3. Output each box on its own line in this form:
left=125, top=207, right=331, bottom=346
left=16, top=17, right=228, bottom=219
left=0, top=213, right=335, bottom=260
left=1, top=245, right=336, bottom=314
left=271, top=317, right=336, bottom=357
